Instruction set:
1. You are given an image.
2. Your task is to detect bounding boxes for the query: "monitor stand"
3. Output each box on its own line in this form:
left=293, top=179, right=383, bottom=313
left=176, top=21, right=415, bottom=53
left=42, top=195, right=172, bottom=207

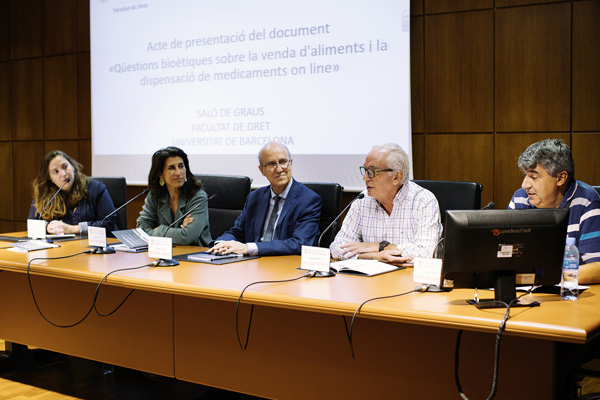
left=467, top=271, right=540, bottom=309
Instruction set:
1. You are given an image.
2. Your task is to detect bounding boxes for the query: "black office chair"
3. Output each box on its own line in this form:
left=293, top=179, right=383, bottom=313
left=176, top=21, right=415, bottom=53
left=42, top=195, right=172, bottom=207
left=92, top=177, right=127, bottom=230
left=593, top=186, right=600, bottom=197
left=412, top=180, right=483, bottom=257
left=303, top=182, right=343, bottom=248
left=195, top=174, right=252, bottom=240
left=411, top=180, right=483, bottom=226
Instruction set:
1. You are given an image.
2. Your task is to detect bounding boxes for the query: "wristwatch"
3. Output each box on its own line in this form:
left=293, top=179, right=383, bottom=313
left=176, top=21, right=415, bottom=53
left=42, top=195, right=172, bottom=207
left=379, top=240, right=390, bottom=252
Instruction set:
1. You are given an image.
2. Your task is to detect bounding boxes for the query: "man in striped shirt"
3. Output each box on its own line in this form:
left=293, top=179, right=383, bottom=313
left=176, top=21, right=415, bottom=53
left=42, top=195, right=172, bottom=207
left=509, top=139, right=600, bottom=284
left=330, top=143, right=442, bottom=267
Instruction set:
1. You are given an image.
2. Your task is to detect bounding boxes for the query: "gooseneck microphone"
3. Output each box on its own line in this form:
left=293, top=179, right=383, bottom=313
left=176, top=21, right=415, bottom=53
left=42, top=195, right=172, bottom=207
left=155, top=194, right=216, bottom=267
left=90, top=189, right=151, bottom=255
left=317, top=192, right=365, bottom=248
left=39, top=177, right=71, bottom=220
left=100, top=189, right=149, bottom=228
left=313, top=192, right=365, bottom=278
left=163, top=194, right=216, bottom=237
left=481, top=201, right=495, bottom=210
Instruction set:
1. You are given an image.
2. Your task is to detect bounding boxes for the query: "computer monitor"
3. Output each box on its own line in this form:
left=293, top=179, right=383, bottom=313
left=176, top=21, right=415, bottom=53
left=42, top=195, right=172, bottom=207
left=440, top=208, right=569, bottom=308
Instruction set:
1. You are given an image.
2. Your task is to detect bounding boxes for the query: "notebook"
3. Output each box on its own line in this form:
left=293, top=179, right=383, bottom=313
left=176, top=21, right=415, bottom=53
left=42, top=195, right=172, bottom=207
left=330, top=259, right=403, bottom=277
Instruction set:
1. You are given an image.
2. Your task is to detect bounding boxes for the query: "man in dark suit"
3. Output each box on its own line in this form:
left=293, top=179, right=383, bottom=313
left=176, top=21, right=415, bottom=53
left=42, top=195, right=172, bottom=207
left=208, top=142, right=321, bottom=256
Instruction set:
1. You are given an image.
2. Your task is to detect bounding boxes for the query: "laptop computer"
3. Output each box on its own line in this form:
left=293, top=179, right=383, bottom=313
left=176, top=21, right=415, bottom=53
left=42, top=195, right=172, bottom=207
left=112, top=228, right=149, bottom=252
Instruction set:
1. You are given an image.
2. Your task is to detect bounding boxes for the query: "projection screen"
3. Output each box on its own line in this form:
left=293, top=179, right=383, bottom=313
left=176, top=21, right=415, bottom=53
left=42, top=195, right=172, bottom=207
left=90, top=0, right=411, bottom=191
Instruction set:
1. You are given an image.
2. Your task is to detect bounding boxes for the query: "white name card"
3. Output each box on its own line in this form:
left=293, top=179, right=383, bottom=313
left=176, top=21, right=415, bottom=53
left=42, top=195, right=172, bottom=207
left=88, top=226, right=107, bottom=247
left=27, top=219, right=47, bottom=240
left=148, top=236, right=173, bottom=260
left=413, top=257, right=443, bottom=286
left=300, top=245, right=331, bottom=273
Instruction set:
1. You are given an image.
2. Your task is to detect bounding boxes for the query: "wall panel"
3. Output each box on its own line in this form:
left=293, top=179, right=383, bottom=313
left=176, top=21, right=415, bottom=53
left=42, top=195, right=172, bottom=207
left=77, top=0, right=90, bottom=52
left=412, top=133, right=424, bottom=179
left=572, top=133, right=600, bottom=187
left=44, top=55, right=78, bottom=140
left=10, top=0, right=42, bottom=60
left=425, top=10, right=493, bottom=133
left=13, top=141, right=45, bottom=224
left=424, top=133, right=494, bottom=205
left=0, top=220, right=15, bottom=233
left=424, top=0, right=493, bottom=14
left=11, top=59, right=43, bottom=141
left=78, top=53, right=91, bottom=139
left=410, top=16, right=424, bottom=134
left=42, top=0, right=77, bottom=56
left=495, top=3, right=571, bottom=132
left=79, top=140, right=92, bottom=173
left=44, top=140, right=80, bottom=160
left=0, top=0, right=9, bottom=61
left=497, top=0, right=563, bottom=7
left=0, top=62, right=10, bottom=141
left=0, top=142, right=13, bottom=220
left=411, top=0, right=423, bottom=15
left=573, top=0, right=600, bottom=132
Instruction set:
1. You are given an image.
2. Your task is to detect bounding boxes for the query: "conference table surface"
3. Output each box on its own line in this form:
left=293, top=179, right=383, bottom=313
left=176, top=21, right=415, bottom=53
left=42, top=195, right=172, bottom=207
left=0, top=233, right=598, bottom=345
left=2, top=234, right=600, bottom=399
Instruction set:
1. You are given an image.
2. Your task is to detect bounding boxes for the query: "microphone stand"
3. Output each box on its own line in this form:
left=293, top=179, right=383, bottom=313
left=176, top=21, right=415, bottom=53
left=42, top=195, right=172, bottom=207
left=37, top=178, right=71, bottom=243
left=155, top=194, right=216, bottom=267
left=314, top=192, right=365, bottom=278
left=91, top=189, right=150, bottom=255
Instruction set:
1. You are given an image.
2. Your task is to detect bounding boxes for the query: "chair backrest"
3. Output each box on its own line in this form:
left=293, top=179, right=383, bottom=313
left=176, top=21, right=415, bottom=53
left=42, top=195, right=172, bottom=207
left=92, top=177, right=128, bottom=230
left=411, top=180, right=483, bottom=225
left=594, top=186, right=600, bottom=197
left=303, top=182, right=343, bottom=248
left=195, top=174, right=252, bottom=239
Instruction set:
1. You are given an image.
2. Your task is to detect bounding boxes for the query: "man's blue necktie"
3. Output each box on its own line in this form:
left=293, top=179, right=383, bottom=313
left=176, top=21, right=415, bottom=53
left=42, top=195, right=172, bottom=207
left=263, top=195, right=281, bottom=242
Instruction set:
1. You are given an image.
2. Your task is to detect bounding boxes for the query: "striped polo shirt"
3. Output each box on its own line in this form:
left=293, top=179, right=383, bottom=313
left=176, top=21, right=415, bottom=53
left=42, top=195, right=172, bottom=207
left=509, top=180, right=600, bottom=264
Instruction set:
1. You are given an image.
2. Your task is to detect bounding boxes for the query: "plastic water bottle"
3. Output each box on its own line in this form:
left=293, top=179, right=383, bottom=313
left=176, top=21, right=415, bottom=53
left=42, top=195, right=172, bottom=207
left=560, top=237, right=579, bottom=300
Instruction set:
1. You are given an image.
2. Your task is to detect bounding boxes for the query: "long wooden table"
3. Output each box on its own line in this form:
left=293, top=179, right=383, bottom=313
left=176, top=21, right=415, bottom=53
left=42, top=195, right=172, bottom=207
left=0, top=236, right=598, bottom=399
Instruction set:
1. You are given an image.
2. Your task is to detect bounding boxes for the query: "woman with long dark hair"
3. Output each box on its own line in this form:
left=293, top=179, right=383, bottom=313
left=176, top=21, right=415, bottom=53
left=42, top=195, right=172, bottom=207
left=136, top=146, right=211, bottom=246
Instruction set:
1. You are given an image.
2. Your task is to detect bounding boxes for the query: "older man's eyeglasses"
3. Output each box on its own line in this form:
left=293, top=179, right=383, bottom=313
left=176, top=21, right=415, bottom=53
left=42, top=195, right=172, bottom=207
left=262, top=159, right=290, bottom=170
left=359, top=165, right=394, bottom=179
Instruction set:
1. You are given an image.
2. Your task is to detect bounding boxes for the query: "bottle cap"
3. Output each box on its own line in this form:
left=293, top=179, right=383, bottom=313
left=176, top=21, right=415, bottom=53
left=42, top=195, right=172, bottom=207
left=566, top=237, right=576, bottom=245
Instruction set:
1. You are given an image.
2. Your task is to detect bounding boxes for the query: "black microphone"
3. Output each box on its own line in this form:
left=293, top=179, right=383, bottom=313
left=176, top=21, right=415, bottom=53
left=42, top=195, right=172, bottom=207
left=100, top=189, right=149, bottom=228
left=312, top=192, right=365, bottom=279
left=317, top=192, right=365, bottom=248
left=39, top=177, right=70, bottom=220
left=89, top=189, right=151, bottom=255
left=163, top=194, right=216, bottom=237
left=481, top=201, right=495, bottom=210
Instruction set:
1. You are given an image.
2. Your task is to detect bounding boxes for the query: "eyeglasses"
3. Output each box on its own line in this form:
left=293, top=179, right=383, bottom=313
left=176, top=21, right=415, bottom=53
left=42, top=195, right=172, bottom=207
left=359, top=165, right=394, bottom=179
left=262, top=159, right=290, bottom=170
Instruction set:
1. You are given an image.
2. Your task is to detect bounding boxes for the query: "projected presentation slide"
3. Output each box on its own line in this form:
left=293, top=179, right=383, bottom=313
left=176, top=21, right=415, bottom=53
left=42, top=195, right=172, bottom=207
left=90, top=0, right=411, bottom=190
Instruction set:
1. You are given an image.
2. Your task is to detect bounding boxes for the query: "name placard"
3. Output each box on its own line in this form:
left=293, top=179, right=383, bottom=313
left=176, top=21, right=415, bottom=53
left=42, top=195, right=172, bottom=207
left=300, top=245, right=331, bottom=273
left=27, top=219, right=47, bottom=240
left=88, top=226, right=107, bottom=247
left=148, top=236, right=173, bottom=260
left=413, top=257, right=443, bottom=286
